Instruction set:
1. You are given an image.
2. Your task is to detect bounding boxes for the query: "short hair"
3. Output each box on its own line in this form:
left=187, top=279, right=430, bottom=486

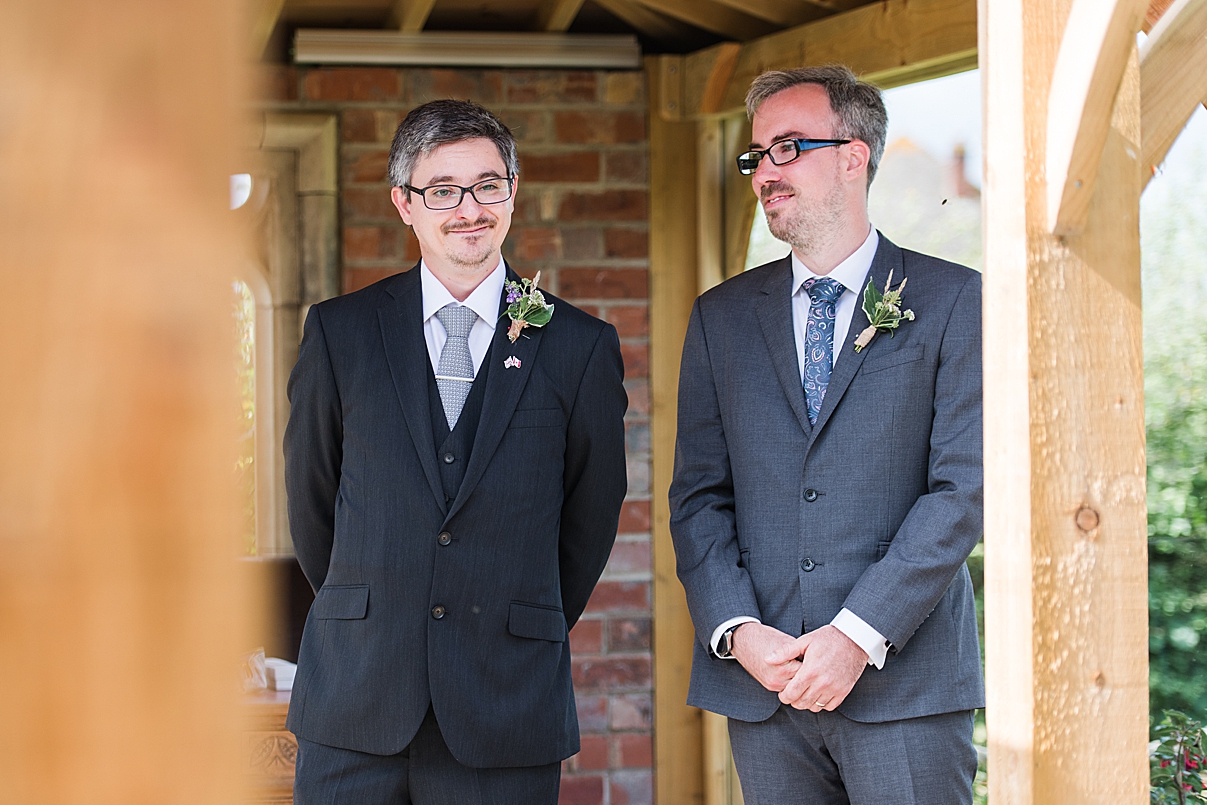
left=745, top=65, right=888, bottom=186
left=387, top=99, right=519, bottom=188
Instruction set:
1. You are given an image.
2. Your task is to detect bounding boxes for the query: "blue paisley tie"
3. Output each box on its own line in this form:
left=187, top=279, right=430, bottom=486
left=801, top=277, right=845, bottom=425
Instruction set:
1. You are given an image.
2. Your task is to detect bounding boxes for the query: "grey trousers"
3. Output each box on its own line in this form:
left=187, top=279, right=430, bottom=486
left=727, top=706, right=977, bottom=805
left=293, top=707, right=561, bottom=805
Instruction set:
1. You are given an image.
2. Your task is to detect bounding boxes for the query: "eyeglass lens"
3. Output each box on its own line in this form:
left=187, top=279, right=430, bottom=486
left=423, top=177, right=512, bottom=210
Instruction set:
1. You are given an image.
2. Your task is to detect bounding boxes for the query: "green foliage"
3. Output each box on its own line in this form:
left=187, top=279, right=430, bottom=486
left=1151, top=710, right=1207, bottom=805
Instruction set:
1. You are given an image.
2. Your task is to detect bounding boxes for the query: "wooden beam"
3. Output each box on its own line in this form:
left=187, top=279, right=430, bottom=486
left=1144, top=0, right=1179, bottom=30
left=648, top=55, right=706, bottom=805
left=683, top=42, right=743, bottom=118
left=535, top=0, right=587, bottom=31
left=388, top=0, right=438, bottom=32
left=250, top=0, right=286, bottom=59
left=709, top=0, right=825, bottom=27
left=689, top=0, right=978, bottom=118
left=982, top=0, right=1150, bottom=797
left=1045, top=0, right=1149, bottom=235
left=721, top=115, right=756, bottom=279
left=595, top=0, right=692, bottom=40
left=629, top=0, right=776, bottom=39
left=1140, top=0, right=1207, bottom=185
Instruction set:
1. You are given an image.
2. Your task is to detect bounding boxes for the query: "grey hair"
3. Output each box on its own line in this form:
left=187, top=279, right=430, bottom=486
left=745, top=65, right=887, bottom=186
left=387, top=99, right=519, bottom=188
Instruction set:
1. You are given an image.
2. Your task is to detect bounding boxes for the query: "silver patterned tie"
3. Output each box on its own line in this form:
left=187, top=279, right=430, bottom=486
left=434, top=304, right=477, bottom=430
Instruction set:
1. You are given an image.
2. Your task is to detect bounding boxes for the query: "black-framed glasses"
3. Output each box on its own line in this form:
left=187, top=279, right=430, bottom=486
left=736, top=138, right=851, bottom=175
left=404, top=176, right=515, bottom=210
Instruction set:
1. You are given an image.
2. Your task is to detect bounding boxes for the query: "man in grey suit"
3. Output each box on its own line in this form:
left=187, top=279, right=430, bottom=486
left=669, top=66, right=984, bottom=803
left=284, top=100, right=628, bottom=804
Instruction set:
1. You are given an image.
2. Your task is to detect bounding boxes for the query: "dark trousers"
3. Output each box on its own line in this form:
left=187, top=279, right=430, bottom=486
left=293, top=707, right=561, bottom=805
left=728, top=706, right=977, bottom=805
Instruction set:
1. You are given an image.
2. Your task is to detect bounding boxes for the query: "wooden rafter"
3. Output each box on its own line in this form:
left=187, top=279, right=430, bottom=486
left=1144, top=0, right=1179, bottom=30
left=628, top=0, right=776, bottom=40
left=250, top=0, right=286, bottom=58
left=535, top=0, right=588, bottom=31
left=1044, top=0, right=1149, bottom=235
left=1140, top=0, right=1207, bottom=185
left=709, top=0, right=825, bottom=27
left=388, top=0, right=438, bottom=32
left=594, top=0, right=691, bottom=40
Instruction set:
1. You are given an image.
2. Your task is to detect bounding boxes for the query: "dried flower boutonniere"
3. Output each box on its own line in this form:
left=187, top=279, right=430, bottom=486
left=503, top=271, right=555, bottom=343
left=853, top=269, right=915, bottom=353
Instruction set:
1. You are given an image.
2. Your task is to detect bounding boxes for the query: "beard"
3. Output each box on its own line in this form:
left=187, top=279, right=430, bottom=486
left=762, top=177, right=845, bottom=255
left=441, top=216, right=498, bottom=268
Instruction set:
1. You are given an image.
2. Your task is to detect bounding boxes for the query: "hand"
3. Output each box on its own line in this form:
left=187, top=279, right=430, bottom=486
left=765, top=625, right=868, bottom=712
left=730, top=623, right=802, bottom=693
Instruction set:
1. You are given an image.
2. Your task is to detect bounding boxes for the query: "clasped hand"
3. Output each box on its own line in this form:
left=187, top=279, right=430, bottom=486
left=731, top=623, right=868, bottom=713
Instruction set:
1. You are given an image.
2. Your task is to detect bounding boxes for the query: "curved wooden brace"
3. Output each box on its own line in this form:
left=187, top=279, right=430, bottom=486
left=1140, top=0, right=1207, bottom=187
left=1045, top=0, right=1148, bottom=235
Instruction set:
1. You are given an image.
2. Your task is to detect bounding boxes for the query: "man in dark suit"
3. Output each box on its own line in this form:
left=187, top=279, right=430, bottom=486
left=284, top=99, right=628, bottom=805
left=669, top=66, right=984, bottom=804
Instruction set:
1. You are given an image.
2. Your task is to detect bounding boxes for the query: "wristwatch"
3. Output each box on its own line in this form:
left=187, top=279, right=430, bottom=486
left=716, top=625, right=739, bottom=658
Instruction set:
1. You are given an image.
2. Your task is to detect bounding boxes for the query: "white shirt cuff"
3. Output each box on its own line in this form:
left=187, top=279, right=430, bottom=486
left=831, top=608, right=888, bottom=669
left=709, top=616, right=761, bottom=658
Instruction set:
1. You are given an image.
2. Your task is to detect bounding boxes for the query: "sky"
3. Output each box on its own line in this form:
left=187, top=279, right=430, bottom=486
left=882, top=69, right=983, bottom=187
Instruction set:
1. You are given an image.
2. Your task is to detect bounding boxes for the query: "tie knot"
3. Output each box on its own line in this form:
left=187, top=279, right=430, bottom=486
left=436, top=304, right=477, bottom=339
left=804, top=277, right=844, bottom=305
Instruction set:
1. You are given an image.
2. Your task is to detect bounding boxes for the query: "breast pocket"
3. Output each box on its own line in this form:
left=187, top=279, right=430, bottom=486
left=509, top=407, right=564, bottom=429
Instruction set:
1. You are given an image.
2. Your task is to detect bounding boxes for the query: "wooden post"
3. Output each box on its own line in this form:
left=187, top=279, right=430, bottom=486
left=981, top=0, right=1150, bottom=798
left=0, top=1, right=256, bottom=802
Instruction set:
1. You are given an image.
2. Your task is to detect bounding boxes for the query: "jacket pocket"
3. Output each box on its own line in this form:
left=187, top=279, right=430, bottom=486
left=509, top=407, right=564, bottom=429
left=861, top=344, right=924, bottom=376
left=509, top=601, right=568, bottom=642
left=312, top=584, right=369, bottom=620
left=876, top=540, right=892, bottom=560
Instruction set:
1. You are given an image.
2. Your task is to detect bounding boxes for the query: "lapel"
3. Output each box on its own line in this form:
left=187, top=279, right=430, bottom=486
left=755, top=257, right=813, bottom=436
left=444, top=263, right=542, bottom=523
left=806, top=235, right=903, bottom=447
left=378, top=265, right=447, bottom=515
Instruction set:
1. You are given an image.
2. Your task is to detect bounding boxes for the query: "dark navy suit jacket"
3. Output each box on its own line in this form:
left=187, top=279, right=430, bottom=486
left=283, top=263, right=627, bottom=767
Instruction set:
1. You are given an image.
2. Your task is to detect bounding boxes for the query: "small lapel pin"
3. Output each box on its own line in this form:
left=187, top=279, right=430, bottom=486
left=504, top=356, right=521, bottom=369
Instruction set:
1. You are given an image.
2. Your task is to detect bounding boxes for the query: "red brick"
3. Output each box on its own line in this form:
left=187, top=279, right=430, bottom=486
left=501, top=110, right=549, bottom=144
left=561, top=228, right=603, bottom=261
left=585, top=581, right=649, bottom=614
left=604, top=228, right=648, bottom=259
left=574, top=735, right=610, bottom=771
left=625, top=421, right=650, bottom=453
left=624, top=381, right=649, bottom=414
left=506, top=71, right=598, bottom=104
left=345, top=149, right=390, bottom=183
left=572, top=656, right=652, bottom=691
left=513, top=227, right=560, bottom=260
left=343, top=226, right=399, bottom=262
left=558, top=190, right=647, bottom=222
left=304, top=68, right=403, bottom=102
left=343, top=188, right=400, bottom=220
left=559, top=268, right=648, bottom=300
left=610, top=694, right=652, bottom=729
left=342, top=109, right=405, bottom=143
left=559, top=774, right=604, bottom=805
left=606, top=305, right=648, bottom=338
left=520, top=152, right=601, bottom=183
left=604, top=72, right=644, bottom=106
left=608, top=618, right=652, bottom=652
left=554, top=111, right=646, bottom=144
left=610, top=770, right=653, bottom=805
left=620, top=343, right=648, bottom=378
left=401, top=229, right=421, bottom=262
left=618, top=734, right=653, bottom=768
left=569, top=618, right=603, bottom=654
left=575, top=304, right=601, bottom=318
left=576, top=694, right=609, bottom=731
left=605, top=151, right=647, bottom=183
left=257, top=65, right=298, bottom=101
left=606, top=541, right=651, bottom=577
left=344, top=267, right=405, bottom=294
left=410, top=69, right=503, bottom=104
left=617, top=500, right=650, bottom=533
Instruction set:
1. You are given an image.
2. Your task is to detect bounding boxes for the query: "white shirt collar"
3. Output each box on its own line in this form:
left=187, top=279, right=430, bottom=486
left=420, top=259, right=506, bottom=330
left=790, top=227, right=880, bottom=298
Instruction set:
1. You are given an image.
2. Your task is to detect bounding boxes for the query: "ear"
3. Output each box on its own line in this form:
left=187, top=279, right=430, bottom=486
left=506, top=174, right=519, bottom=211
left=842, top=140, right=872, bottom=186
left=390, top=186, right=413, bottom=225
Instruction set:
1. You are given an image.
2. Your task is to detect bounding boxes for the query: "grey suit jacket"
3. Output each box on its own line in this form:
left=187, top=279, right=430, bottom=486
left=283, top=263, right=628, bottom=766
left=669, top=235, right=985, bottom=724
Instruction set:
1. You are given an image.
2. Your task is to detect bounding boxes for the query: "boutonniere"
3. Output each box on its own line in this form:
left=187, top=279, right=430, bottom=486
left=853, top=269, right=915, bottom=353
left=503, top=271, right=555, bottom=343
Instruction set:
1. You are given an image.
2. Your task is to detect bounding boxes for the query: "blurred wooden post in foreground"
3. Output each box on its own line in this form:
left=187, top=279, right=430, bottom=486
left=0, top=1, right=254, bottom=803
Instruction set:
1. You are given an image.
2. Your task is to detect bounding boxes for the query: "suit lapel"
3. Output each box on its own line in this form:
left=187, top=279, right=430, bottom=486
left=807, top=236, right=902, bottom=443
left=445, top=265, right=540, bottom=523
left=378, top=266, right=447, bottom=515
left=755, top=257, right=812, bottom=436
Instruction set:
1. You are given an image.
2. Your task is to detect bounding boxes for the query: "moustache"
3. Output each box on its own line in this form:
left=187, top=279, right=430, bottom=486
left=760, top=182, right=795, bottom=202
left=443, top=217, right=495, bottom=234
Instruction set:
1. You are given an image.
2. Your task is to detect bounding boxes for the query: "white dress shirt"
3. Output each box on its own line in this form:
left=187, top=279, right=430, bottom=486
left=420, top=259, right=505, bottom=377
left=711, top=227, right=891, bottom=670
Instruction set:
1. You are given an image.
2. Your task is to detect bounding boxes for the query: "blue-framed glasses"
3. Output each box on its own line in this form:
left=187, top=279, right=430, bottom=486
left=736, top=138, right=851, bottom=175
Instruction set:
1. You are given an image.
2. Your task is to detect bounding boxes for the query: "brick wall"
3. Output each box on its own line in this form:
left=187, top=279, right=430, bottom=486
left=260, top=65, right=653, bottom=805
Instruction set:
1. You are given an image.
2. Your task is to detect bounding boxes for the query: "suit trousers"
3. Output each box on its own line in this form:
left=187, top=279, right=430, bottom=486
left=293, top=706, right=561, bottom=805
left=727, top=705, right=976, bottom=805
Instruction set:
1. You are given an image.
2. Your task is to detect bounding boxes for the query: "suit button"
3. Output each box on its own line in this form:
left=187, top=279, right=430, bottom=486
left=804, top=488, right=819, bottom=502
left=443, top=453, right=455, bottom=464
left=801, top=558, right=816, bottom=572
left=438, top=531, right=452, bottom=546
left=431, top=605, right=446, bottom=619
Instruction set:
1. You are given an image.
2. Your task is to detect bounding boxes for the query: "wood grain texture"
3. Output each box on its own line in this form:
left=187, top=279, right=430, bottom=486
left=710, top=0, right=825, bottom=27
left=535, top=0, right=588, bottom=31
left=594, top=0, right=693, bottom=40
left=387, top=0, right=438, bottom=31
left=647, top=55, right=706, bottom=805
left=630, top=0, right=776, bottom=39
left=251, top=0, right=287, bottom=58
left=684, top=42, right=743, bottom=118
left=1139, top=0, right=1207, bottom=185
